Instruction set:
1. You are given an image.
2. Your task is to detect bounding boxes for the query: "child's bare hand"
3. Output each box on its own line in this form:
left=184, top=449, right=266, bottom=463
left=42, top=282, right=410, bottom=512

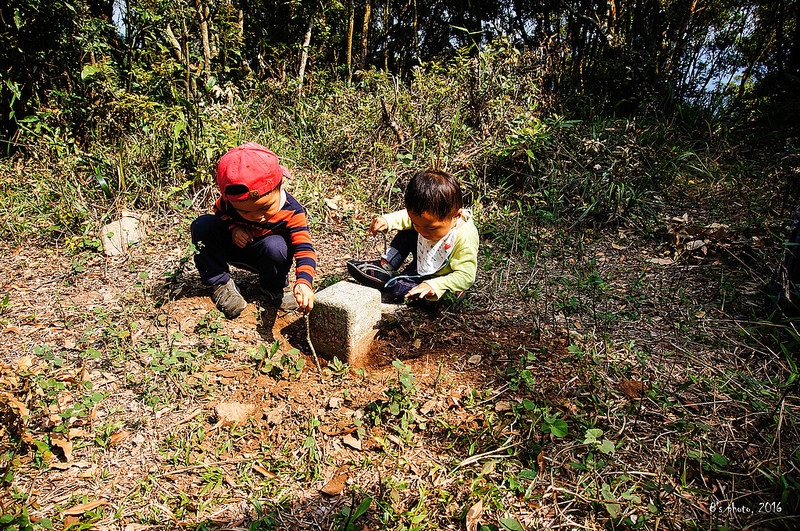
left=406, top=282, right=434, bottom=300
left=294, top=283, right=315, bottom=313
left=369, top=216, right=388, bottom=235
left=231, top=226, right=253, bottom=248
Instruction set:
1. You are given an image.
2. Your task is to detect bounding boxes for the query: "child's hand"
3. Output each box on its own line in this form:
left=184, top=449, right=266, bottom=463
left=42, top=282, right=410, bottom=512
left=406, top=282, right=434, bottom=300
left=369, top=216, right=388, bottom=235
left=294, top=283, right=315, bottom=313
left=231, top=226, right=253, bottom=248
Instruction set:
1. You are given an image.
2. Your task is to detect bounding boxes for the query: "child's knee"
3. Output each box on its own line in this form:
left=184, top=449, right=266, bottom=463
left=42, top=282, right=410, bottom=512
left=190, top=214, right=221, bottom=241
left=253, top=234, right=289, bottom=262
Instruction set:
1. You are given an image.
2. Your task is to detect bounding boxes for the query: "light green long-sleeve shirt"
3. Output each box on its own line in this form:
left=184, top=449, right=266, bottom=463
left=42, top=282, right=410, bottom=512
left=383, top=209, right=479, bottom=299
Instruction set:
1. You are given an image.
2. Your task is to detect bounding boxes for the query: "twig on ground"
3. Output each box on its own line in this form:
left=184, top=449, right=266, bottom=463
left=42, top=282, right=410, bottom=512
left=457, top=441, right=519, bottom=468
left=305, top=313, right=322, bottom=375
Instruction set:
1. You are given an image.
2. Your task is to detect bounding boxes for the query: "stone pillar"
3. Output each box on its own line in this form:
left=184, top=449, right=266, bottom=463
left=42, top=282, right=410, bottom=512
left=309, top=281, right=382, bottom=367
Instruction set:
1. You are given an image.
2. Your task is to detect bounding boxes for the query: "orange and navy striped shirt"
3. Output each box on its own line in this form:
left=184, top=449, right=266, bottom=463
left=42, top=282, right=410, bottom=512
left=213, top=191, right=317, bottom=289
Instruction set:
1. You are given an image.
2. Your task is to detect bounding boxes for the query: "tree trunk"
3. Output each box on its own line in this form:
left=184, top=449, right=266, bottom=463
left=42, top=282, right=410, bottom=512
left=182, top=18, right=195, bottom=99
left=164, top=19, right=195, bottom=99
left=412, top=0, right=418, bottom=65
left=298, top=14, right=314, bottom=97
left=196, top=0, right=212, bottom=84
left=346, top=0, right=354, bottom=82
left=383, top=0, right=390, bottom=71
left=165, top=24, right=185, bottom=64
left=233, top=1, right=250, bottom=74
left=361, top=0, right=371, bottom=69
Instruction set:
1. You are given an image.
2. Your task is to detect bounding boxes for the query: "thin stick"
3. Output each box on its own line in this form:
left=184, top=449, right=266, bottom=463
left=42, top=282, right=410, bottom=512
left=305, top=313, right=322, bottom=374
left=457, top=441, right=519, bottom=468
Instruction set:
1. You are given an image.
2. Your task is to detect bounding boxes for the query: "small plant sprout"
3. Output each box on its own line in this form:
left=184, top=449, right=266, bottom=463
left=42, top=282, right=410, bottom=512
left=327, top=356, right=350, bottom=376
left=254, top=341, right=306, bottom=379
left=541, top=413, right=568, bottom=438
left=365, top=360, right=420, bottom=441
left=0, top=292, right=9, bottom=319
left=333, top=494, right=372, bottom=531
left=583, top=428, right=616, bottom=455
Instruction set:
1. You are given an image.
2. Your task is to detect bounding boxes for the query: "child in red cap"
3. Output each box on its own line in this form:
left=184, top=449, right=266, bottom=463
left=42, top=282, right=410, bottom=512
left=191, top=142, right=316, bottom=318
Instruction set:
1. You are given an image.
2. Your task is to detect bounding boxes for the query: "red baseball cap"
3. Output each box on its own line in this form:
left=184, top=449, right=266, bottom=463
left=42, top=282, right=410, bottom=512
left=217, top=142, right=286, bottom=201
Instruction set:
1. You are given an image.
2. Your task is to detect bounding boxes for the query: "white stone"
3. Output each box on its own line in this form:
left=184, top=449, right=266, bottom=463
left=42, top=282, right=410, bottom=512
left=309, top=281, right=382, bottom=367
left=100, top=211, right=148, bottom=256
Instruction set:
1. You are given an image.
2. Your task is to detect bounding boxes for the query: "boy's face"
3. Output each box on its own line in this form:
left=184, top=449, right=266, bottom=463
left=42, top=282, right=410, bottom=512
left=230, top=186, right=282, bottom=223
left=408, top=209, right=461, bottom=242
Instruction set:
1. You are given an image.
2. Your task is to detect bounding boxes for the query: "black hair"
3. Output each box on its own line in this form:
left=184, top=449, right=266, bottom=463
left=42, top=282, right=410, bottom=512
left=404, top=170, right=463, bottom=220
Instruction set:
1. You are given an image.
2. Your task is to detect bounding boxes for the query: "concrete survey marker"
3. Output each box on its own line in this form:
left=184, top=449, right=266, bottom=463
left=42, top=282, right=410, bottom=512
left=309, top=281, right=382, bottom=367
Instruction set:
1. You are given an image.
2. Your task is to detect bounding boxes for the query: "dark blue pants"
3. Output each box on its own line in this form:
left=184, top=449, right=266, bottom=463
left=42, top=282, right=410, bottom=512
left=385, top=229, right=419, bottom=271
left=385, top=229, right=431, bottom=302
left=190, top=214, right=291, bottom=292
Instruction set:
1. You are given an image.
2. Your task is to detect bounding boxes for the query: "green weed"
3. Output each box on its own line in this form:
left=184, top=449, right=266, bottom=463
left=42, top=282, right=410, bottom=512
left=505, top=348, right=537, bottom=392
left=332, top=494, right=372, bottom=531
left=253, top=341, right=306, bottom=379
left=0, top=508, right=53, bottom=531
left=365, top=360, right=420, bottom=441
left=326, top=356, right=350, bottom=377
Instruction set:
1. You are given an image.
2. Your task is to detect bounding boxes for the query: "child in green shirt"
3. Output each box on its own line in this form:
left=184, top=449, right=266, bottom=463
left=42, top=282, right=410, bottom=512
left=348, top=169, right=479, bottom=306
